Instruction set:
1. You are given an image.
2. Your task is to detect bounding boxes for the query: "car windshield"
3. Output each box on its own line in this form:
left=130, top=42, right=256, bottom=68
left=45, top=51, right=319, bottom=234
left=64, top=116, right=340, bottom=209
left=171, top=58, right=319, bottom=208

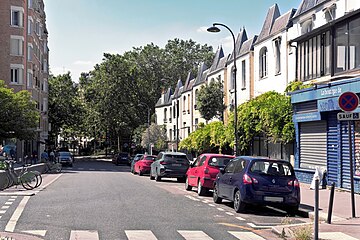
left=59, top=152, right=71, bottom=157
left=208, top=157, right=233, bottom=167
left=144, top=156, right=156, bottom=161
left=250, top=160, right=294, bottom=176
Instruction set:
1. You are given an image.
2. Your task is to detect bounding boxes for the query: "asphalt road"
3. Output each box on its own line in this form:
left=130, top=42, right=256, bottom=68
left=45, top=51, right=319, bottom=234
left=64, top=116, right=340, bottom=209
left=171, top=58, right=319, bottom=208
left=0, top=157, right=309, bottom=240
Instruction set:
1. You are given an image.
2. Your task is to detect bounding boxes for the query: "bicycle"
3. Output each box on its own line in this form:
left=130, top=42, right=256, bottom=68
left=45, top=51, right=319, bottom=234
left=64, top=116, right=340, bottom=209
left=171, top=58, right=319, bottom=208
left=0, top=159, right=42, bottom=190
left=44, top=160, right=62, bottom=173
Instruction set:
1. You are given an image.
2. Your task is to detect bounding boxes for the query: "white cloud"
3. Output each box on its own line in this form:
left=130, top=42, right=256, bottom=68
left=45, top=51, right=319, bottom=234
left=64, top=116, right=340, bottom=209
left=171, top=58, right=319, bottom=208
left=197, top=26, right=209, bottom=33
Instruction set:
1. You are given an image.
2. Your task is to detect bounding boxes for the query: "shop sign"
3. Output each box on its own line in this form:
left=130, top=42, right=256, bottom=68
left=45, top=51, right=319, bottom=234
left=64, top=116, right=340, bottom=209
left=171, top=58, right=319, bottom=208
left=293, top=112, right=321, bottom=123
left=337, top=112, right=360, bottom=121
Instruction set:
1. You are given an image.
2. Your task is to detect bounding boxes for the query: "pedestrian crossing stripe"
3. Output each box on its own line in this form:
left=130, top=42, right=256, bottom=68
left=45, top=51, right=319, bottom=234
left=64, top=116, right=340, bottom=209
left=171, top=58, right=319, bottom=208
left=178, top=230, right=213, bottom=240
left=22, top=230, right=47, bottom=237
left=69, top=230, right=99, bottom=240
left=125, top=230, right=157, bottom=240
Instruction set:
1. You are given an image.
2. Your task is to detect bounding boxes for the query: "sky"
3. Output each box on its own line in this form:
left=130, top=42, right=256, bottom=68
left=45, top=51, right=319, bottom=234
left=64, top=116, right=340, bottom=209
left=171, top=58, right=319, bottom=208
left=44, top=0, right=302, bottom=82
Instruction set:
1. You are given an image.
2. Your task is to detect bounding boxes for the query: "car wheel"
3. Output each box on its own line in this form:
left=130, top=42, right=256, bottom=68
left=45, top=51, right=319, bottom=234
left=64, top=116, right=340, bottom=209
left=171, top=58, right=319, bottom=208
left=149, top=171, right=155, bottom=180
left=155, top=171, right=161, bottom=182
left=213, top=184, right=222, bottom=204
left=139, top=171, right=143, bottom=176
left=185, top=177, right=192, bottom=191
left=197, top=180, right=207, bottom=196
left=233, top=189, right=246, bottom=213
left=285, top=205, right=299, bottom=216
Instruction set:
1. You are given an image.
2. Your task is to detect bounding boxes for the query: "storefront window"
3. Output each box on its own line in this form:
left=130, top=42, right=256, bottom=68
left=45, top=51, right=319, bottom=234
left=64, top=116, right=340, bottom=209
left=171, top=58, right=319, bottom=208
left=354, top=121, right=360, bottom=176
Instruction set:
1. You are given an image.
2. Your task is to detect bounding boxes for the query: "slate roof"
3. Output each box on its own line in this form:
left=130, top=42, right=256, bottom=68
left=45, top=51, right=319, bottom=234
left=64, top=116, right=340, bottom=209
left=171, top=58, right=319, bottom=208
left=172, top=79, right=184, bottom=99
left=193, top=62, right=208, bottom=86
left=256, top=4, right=296, bottom=44
left=183, top=71, right=195, bottom=93
left=239, top=36, right=258, bottom=56
left=293, top=0, right=330, bottom=18
left=155, top=87, right=172, bottom=107
left=209, top=46, right=225, bottom=73
left=229, top=28, right=248, bottom=61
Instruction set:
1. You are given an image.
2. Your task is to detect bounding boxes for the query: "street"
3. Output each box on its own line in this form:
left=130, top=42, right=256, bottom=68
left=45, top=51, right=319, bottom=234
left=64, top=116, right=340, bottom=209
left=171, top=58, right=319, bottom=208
left=0, top=157, right=309, bottom=240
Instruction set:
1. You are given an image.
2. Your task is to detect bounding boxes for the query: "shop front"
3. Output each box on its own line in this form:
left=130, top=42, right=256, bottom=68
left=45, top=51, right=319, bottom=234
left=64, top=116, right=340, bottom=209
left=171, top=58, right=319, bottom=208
left=291, top=77, right=360, bottom=193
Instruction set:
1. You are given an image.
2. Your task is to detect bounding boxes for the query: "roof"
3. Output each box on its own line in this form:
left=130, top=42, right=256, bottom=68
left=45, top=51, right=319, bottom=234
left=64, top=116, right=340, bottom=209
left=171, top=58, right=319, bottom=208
left=193, top=62, right=209, bottom=86
left=209, top=46, right=225, bottom=73
left=229, top=28, right=248, bottom=61
left=256, top=5, right=296, bottom=44
left=239, top=36, right=258, bottom=56
left=155, top=87, right=172, bottom=107
left=293, top=0, right=330, bottom=18
left=183, top=71, right=195, bottom=93
left=173, top=79, right=184, bottom=99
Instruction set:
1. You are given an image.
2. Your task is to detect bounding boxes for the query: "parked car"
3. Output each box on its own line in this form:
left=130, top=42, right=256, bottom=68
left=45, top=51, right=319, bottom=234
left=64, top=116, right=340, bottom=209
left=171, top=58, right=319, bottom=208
left=112, top=152, right=129, bottom=165
left=130, top=154, right=144, bottom=173
left=213, top=156, right=300, bottom=215
left=150, top=152, right=189, bottom=182
left=185, top=153, right=235, bottom=196
left=134, top=155, right=157, bottom=176
left=57, top=151, right=74, bottom=167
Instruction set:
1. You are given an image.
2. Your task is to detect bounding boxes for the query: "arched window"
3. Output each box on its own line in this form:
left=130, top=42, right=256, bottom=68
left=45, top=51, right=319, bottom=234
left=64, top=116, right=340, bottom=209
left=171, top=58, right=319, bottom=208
left=301, top=20, right=313, bottom=34
left=259, top=47, right=268, bottom=79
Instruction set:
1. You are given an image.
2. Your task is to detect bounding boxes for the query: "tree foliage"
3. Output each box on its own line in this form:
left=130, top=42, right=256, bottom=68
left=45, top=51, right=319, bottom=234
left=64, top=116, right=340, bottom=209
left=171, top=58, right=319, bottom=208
left=285, top=80, right=314, bottom=93
left=141, top=123, right=167, bottom=151
left=197, top=78, right=226, bottom=122
left=0, top=80, right=39, bottom=140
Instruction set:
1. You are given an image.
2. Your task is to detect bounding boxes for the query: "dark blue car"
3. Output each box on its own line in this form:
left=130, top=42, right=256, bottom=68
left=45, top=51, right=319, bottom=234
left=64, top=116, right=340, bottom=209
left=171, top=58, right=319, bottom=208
left=213, top=156, right=300, bottom=215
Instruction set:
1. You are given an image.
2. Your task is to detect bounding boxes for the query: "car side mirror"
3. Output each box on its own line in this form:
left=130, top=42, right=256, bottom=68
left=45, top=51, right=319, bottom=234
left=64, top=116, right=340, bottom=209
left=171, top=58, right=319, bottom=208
left=219, top=168, right=225, bottom=174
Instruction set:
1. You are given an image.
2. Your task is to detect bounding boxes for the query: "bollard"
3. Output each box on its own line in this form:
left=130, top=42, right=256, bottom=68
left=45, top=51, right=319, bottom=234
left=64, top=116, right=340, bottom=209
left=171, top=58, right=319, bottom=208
left=314, top=178, right=319, bottom=240
left=327, top=182, right=335, bottom=224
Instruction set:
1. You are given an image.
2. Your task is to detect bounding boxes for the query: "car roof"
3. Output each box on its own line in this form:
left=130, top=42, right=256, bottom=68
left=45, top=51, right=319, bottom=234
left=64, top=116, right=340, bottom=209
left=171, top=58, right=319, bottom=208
left=237, top=156, right=289, bottom=163
left=201, top=153, right=234, bottom=157
left=161, top=152, right=186, bottom=155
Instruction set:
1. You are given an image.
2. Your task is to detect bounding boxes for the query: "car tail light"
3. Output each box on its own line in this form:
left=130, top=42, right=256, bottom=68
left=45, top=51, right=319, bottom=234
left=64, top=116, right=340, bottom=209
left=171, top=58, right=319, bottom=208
left=288, top=179, right=300, bottom=187
left=243, top=174, right=253, bottom=184
left=204, top=168, right=209, bottom=174
left=160, top=161, right=168, bottom=165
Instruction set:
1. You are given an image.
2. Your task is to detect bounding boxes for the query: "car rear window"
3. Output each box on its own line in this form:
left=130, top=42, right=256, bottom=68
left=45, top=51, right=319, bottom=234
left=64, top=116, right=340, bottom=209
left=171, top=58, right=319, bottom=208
left=59, top=152, right=71, bottom=156
left=250, top=160, right=294, bottom=176
left=164, top=154, right=188, bottom=162
left=208, top=157, right=233, bottom=167
left=144, top=156, right=156, bottom=161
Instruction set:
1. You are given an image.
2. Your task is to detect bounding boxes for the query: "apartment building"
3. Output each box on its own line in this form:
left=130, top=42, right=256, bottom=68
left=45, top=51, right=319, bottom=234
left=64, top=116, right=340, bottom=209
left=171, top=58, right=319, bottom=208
left=0, top=0, right=49, bottom=160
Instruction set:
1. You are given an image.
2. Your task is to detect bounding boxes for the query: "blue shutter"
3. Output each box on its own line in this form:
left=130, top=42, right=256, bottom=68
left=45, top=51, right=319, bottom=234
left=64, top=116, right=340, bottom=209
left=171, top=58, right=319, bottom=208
left=327, top=113, right=339, bottom=185
left=340, top=121, right=354, bottom=189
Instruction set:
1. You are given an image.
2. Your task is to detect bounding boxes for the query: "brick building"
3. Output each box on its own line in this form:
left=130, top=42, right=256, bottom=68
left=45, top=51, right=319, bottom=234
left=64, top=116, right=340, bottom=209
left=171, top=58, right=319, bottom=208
left=0, top=0, right=49, bottom=161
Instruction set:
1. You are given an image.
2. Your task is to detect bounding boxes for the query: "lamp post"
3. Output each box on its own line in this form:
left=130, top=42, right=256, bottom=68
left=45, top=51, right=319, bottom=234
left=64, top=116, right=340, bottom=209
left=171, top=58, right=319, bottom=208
left=207, top=23, right=239, bottom=155
left=139, top=103, right=151, bottom=155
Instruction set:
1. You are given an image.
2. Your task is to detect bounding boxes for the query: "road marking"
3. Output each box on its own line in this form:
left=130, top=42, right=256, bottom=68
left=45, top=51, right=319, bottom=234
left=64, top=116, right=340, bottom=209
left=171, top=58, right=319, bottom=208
left=125, top=230, right=157, bottom=240
left=178, top=230, right=213, bottom=240
left=5, top=202, right=13, bottom=205
left=0, top=210, right=6, bottom=214
left=185, top=195, right=200, bottom=201
left=247, top=222, right=274, bottom=229
left=208, top=204, right=215, bottom=207
left=218, top=223, right=253, bottom=231
left=217, top=208, right=224, bottom=211
left=10, top=196, right=17, bottom=199
left=5, top=196, right=30, bottom=232
left=236, top=216, right=245, bottom=221
left=8, top=199, right=16, bottom=202
left=229, top=231, right=266, bottom=240
left=225, top=212, right=234, bottom=216
left=1, top=206, right=10, bottom=209
left=69, top=230, right=99, bottom=240
left=22, top=230, right=47, bottom=237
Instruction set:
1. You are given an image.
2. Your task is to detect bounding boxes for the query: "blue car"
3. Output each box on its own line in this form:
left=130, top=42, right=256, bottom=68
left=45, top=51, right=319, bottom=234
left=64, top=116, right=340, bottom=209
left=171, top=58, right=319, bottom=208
left=213, top=156, right=300, bottom=215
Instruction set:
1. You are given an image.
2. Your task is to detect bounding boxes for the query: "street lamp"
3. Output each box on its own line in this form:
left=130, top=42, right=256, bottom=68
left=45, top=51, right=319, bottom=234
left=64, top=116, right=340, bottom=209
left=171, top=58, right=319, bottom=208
left=139, top=103, right=151, bottom=155
left=207, top=23, right=239, bottom=156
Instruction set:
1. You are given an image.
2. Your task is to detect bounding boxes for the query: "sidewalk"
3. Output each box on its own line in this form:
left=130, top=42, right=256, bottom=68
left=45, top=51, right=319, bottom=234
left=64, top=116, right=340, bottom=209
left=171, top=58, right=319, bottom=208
left=265, top=183, right=360, bottom=240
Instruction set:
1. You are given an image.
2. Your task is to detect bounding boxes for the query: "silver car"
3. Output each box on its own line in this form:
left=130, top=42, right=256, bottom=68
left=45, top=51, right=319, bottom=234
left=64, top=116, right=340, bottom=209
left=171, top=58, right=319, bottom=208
left=150, top=152, right=189, bottom=182
left=57, top=151, right=74, bottom=167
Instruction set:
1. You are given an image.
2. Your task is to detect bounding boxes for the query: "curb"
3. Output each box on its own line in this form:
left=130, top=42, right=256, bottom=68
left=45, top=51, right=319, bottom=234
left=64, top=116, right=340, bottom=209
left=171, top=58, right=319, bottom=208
left=0, top=231, right=43, bottom=240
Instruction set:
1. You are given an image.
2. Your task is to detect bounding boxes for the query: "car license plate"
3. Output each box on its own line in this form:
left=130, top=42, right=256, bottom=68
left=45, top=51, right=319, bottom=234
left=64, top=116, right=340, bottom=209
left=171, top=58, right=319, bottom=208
left=172, top=163, right=181, bottom=167
left=264, top=196, right=283, bottom=202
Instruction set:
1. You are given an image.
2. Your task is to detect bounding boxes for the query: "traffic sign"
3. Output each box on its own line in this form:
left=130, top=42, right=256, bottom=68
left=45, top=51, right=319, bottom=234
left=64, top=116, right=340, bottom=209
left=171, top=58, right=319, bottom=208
left=338, top=92, right=359, bottom=112
left=337, top=112, right=360, bottom=121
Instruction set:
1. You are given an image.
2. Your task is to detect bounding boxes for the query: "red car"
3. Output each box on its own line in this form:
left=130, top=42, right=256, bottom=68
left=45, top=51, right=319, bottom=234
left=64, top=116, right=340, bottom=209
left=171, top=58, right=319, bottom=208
left=185, top=153, right=235, bottom=196
left=134, top=155, right=157, bottom=176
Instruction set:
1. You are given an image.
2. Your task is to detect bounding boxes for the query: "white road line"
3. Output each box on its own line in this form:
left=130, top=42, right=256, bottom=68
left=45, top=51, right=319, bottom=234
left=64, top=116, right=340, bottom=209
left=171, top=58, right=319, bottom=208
left=246, top=223, right=274, bottom=229
left=185, top=195, right=201, bottom=201
left=225, top=212, right=234, bottom=216
left=217, top=208, right=224, bottom=211
left=5, top=202, right=13, bottom=205
left=0, top=210, right=6, bottom=214
left=208, top=204, right=215, bottom=207
left=8, top=199, right=15, bottom=202
left=178, top=230, right=213, bottom=240
left=22, top=230, right=47, bottom=237
left=125, top=230, right=157, bottom=240
left=319, top=232, right=359, bottom=240
left=236, top=216, right=245, bottom=221
left=228, top=231, right=266, bottom=240
left=69, top=230, right=99, bottom=240
left=2, top=206, right=10, bottom=209
left=10, top=196, right=17, bottom=199
left=5, top=196, right=30, bottom=232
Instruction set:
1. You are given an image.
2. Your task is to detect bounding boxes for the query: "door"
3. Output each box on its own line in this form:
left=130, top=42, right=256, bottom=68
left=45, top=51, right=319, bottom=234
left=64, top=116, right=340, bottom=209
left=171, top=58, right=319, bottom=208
left=187, top=156, right=200, bottom=186
left=218, top=160, right=237, bottom=198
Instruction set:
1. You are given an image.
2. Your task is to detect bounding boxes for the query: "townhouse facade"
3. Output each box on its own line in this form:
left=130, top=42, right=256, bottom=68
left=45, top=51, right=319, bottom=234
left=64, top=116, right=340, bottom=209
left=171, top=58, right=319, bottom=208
left=155, top=0, right=360, bottom=192
left=0, top=0, right=49, bottom=160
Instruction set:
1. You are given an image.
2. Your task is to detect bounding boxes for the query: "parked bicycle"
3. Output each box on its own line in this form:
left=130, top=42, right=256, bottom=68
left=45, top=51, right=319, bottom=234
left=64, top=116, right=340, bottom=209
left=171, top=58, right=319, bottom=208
left=0, top=159, right=42, bottom=190
left=44, top=160, right=62, bottom=174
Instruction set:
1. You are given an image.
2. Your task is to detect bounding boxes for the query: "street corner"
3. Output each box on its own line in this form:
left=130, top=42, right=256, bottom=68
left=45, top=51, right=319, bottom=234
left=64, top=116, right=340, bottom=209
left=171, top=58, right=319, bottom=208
left=0, top=231, right=44, bottom=240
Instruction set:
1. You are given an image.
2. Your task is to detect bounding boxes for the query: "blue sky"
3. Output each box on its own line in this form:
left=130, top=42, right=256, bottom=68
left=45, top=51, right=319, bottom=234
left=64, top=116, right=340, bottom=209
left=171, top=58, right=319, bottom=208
left=44, top=0, right=302, bottom=82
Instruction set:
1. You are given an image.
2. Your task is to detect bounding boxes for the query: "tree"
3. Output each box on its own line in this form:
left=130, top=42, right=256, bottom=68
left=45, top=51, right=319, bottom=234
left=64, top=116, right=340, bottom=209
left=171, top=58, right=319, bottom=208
left=141, top=123, right=167, bottom=151
left=197, top=79, right=225, bottom=122
left=0, top=80, right=39, bottom=140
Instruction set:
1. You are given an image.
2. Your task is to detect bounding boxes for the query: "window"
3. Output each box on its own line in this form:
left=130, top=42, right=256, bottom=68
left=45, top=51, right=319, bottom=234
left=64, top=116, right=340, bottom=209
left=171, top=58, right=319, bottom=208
left=11, top=7, right=23, bottom=27
left=187, top=94, right=190, bottom=113
left=241, top=60, right=246, bottom=89
left=298, top=31, right=330, bottom=81
left=28, top=0, right=33, bottom=8
left=301, top=20, right=313, bottom=34
left=35, top=21, right=40, bottom=35
left=10, top=36, right=24, bottom=56
left=27, top=44, right=33, bottom=61
left=208, top=157, right=233, bottom=168
left=199, top=156, right=207, bottom=166
left=194, top=89, right=198, bottom=109
left=164, top=108, right=167, bottom=123
left=274, top=38, right=281, bottom=74
left=10, top=65, right=23, bottom=84
left=28, top=17, right=33, bottom=35
left=43, top=98, right=48, bottom=112
left=230, top=66, right=235, bottom=90
left=183, top=96, right=186, bottom=113
left=259, top=47, right=268, bottom=78
left=169, top=107, right=172, bottom=123
left=27, top=70, right=33, bottom=88
left=234, top=159, right=247, bottom=173
left=225, top=160, right=236, bottom=173
left=335, top=17, right=360, bottom=73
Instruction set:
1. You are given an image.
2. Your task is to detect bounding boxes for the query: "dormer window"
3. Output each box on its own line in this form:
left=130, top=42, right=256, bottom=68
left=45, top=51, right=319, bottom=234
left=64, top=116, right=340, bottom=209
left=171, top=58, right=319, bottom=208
left=301, top=19, right=313, bottom=34
left=323, top=4, right=336, bottom=22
